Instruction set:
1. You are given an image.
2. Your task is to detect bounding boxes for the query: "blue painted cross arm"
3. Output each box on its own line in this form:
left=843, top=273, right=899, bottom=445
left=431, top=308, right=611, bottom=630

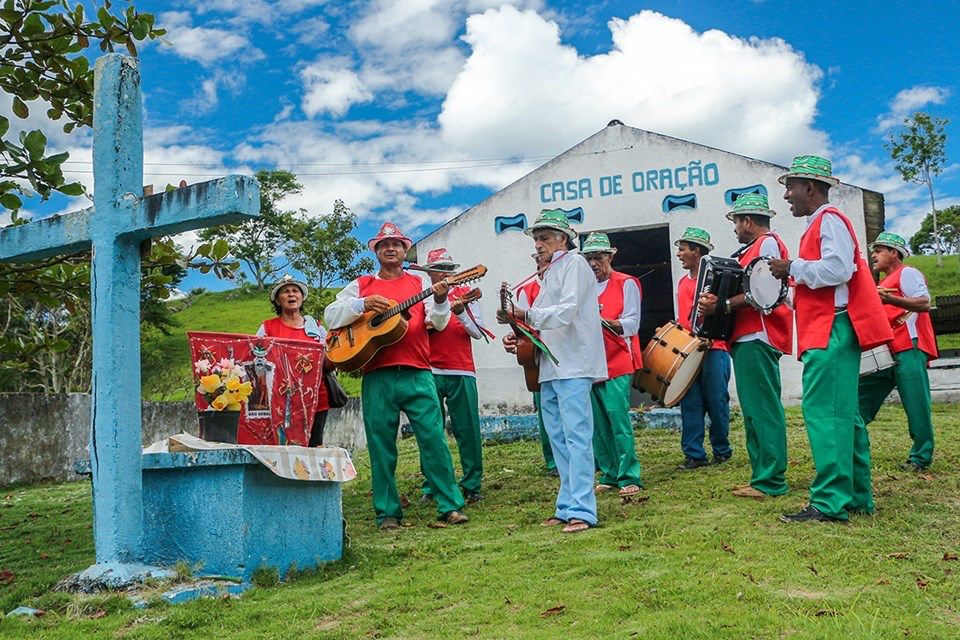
left=0, top=175, right=258, bottom=263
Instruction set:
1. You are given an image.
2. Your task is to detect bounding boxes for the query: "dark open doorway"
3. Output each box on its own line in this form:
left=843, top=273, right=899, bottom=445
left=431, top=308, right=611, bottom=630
left=580, top=224, right=674, bottom=346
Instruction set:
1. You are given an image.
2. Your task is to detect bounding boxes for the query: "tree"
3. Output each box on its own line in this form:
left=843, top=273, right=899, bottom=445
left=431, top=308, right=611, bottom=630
left=287, top=199, right=374, bottom=315
left=886, top=112, right=949, bottom=267
left=198, top=169, right=302, bottom=289
left=910, top=205, right=960, bottom=257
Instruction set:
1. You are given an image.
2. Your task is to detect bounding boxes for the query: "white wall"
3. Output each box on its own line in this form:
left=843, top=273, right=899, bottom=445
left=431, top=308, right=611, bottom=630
left=418, top=125, right=870, bottom=412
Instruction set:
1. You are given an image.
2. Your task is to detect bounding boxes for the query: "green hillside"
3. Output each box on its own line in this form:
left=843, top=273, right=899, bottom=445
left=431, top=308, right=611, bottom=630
left=904, top=255, right=960, bottom=350
left=140, top=287, right=359, bottom=401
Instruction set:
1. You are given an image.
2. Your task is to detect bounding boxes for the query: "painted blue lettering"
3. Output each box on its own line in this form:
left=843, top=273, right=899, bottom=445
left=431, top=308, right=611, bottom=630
left=674, top=167, right=687, bottom=190
left=540, top=183, right=552, bottom=203
left=688, top=160, right=703, bottom=187
left=704, top=162, right=719, bottom=185
left=646, top=170, right=659, bottom=191
left=631, top=171, right=645, bottom=192
left=659, top=168, right=673, bottom=190
left=578, top=178, right=593, bottom=199
left=612, top=174, right=622, bottom=194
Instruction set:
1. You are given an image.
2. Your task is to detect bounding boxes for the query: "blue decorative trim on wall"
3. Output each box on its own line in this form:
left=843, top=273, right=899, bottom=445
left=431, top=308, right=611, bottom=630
left=494, top=213, right=528, bottom=234
left=558, top=206, right=584, bottom=223
left=661, top=194, right=697, bottom=212
left=724, top=184, right=768, bottom=206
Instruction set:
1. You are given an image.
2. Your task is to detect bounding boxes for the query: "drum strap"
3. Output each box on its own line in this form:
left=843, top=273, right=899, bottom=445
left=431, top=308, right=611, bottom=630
left=730, top=237, right=760, bottom=259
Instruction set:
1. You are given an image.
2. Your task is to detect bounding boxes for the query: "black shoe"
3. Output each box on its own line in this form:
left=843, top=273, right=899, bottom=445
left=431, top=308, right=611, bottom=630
left=779, top=505, right=845, bottom=523
left=676, top=457, right=710, bottom=471
left=712, top=454, right=731, bottom=465
left=464, top=491, right=483, bottom=504
left=400, top=423, right=414, bottom=439
left=547, top=467, right=560, bottom=477
left=441, top=510, right=469, bottom=525
left=419, top=493, right=434, bottom=505
left=900, top=461, right=928, bottom=472
left=378, top=517, right=401, bottom=531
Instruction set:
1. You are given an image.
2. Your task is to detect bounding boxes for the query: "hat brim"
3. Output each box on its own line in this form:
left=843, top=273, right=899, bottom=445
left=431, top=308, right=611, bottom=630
left=777, top=171, right=840, bottom=187
left=725, top=208, right=777, bottom=221
left=674, top=238, right=714, bottom=252
left=423, top=261, right=460, bottom=271
left=582, top=247, right=617, bottom=255
left=368, top=236, right=413, bottom=252
left=868, top=242, right=910, bottom=258
left=270, top=281, right=309, bottom=302
left=524, top=223, right=577, bottom=241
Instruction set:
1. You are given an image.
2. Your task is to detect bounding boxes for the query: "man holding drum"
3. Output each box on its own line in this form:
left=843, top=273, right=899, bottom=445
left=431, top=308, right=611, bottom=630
left=674, top=227, right=733, bottom=470
left=858, top=232, right=938, bottom=471
left=698, top=194, right=792, bottom=499
left=581, top=232, right=644, bottom=497
left=768, top=156, right=893, bottom=523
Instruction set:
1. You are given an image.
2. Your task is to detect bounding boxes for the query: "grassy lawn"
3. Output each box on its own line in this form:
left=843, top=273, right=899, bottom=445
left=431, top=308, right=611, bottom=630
left=905, top=255, right=960, bottom=351
left=2, top=404, right=960, bottom=638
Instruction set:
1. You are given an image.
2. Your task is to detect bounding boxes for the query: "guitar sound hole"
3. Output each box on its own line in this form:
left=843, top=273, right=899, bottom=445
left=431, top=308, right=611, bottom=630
left=369, top=315, right=383, bottom=329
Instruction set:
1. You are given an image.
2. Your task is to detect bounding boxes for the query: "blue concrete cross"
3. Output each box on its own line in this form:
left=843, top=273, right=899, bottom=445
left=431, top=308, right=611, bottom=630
left=0, top=55, right=259, bottom=575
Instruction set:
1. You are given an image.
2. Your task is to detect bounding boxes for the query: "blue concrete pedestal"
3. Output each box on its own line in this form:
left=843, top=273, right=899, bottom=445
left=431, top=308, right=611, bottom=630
left=141, top=449, right=343, bottom=580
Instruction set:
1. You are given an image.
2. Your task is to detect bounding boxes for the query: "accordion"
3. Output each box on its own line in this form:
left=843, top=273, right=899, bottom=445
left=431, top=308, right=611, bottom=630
left=689, top=256, right=744, bottom=340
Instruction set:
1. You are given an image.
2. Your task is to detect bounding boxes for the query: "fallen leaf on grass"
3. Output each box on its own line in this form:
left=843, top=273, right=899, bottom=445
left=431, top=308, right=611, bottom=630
left=815, top=609, right=836, bottom=617
left=27, top=512, right=39, bottom=519
left=721, top=542, right=735, bottom=554
left=887, top=552, right=909, bottom=560
left=943, top=552, right=958, bottom=562
left=38, top=552, right=49, bottom=560
left=427, top=522, right=447, bottom=529
left=876, top=578, right=891, bottom=585
left=0, top=569, right=14, bottom=584
left=618, top=545, right=631, bottom=552
left=399, top=495, right=410, bottom=509
left=916, top=577, right=929, bottom=589
left=540, top=605, right=565, bottom=618
left=620, top=494, right=650, bottom=505
left=91, top=610, right=107, bottom=619
left=919, top=474, right=934, bottom=482
left=808, top=565, right=819, bottom=576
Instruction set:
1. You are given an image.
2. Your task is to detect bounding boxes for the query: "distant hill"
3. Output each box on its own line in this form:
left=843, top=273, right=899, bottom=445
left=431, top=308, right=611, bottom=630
left=905, top=255, right=960, bottom=350
left=141, top=287, right=360, bottom=401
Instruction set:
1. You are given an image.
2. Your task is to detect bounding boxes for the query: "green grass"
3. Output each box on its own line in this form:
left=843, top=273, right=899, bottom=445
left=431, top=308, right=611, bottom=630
left=905, top=255, right=960, bottom=351
left=141, top=288, right=360, bottom=401
left=2, top=405, right=960, bottom=638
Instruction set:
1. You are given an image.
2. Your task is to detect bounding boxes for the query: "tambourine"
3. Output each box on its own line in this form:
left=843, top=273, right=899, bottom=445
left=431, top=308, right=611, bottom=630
left=743, top=256, right=788, bottom=312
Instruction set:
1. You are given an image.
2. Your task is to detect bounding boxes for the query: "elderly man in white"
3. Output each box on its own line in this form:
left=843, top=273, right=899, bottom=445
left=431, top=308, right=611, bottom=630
left=499, top=209, right=607, bottom=534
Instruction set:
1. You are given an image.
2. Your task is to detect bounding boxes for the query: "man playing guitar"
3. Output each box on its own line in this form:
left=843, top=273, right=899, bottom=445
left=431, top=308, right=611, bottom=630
left=325, top=222, right=468, bottom=530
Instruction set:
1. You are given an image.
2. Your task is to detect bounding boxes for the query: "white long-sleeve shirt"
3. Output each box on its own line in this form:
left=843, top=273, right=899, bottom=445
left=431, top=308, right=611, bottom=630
left=735, top=234, right=785, bottom=345
left=323, top=273, right=451, bottom=331
left=789, top=204, right=856, bottom=307
left=526, top=251, right=607, bottom=383
left=596, top=276, right=641, bottom=338
left=898, top=266, right=930, bottom=339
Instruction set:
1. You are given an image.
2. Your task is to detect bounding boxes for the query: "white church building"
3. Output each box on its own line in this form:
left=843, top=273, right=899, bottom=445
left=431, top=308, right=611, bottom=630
left=415, top=121, right=885, bottom=413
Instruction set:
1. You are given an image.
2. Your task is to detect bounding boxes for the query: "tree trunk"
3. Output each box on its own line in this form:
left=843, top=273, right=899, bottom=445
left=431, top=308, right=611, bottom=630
left=925, top=172, right=943, bottom=268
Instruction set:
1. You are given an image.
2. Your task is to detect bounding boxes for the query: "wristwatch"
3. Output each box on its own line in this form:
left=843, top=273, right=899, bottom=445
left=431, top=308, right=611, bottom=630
left=724, top=298, right=732, bottom=314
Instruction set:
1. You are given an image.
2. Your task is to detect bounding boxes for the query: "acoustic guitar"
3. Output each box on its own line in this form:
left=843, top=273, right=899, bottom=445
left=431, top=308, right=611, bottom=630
left=326, top=265, right=487, bottom=372
left=499, top=283, right=541, bottom=392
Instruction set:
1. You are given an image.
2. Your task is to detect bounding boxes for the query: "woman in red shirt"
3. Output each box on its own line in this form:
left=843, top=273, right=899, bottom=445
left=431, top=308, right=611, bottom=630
left=257, top=275, right=332, bottom=446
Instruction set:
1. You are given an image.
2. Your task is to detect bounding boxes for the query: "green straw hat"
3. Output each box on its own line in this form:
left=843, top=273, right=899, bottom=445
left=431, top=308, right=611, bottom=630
left=869, top=231, right=911, bottom=258
left=725, top=193, right=777, bottom=221
left=778, top=155, right=840, bottom=187
left=674, top=227, right=714, bottom=252
left=525, top=208, right=578, bottom=241
left=581, top=231, right=617, bottom=255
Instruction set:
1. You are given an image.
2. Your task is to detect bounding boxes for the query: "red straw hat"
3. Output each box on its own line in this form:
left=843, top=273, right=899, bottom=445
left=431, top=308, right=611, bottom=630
left=424, top=247, right=459, bottom=271
left=367, top=222, right=413, bottom=252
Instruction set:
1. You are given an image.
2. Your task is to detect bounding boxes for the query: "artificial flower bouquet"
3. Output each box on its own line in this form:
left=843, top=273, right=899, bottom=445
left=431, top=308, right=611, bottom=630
left=194, top=357, right=253, bottom=411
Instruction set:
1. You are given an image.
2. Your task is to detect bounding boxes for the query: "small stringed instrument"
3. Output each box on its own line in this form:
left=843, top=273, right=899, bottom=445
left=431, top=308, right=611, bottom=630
left=499, top=283, right=541, bottom=392
left=326, top=265, right=487, bottom=372
left=450, top=287, right=482, bottom=307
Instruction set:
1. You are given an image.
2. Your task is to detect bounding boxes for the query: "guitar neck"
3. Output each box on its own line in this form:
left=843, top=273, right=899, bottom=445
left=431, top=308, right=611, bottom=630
left=378, top=287, right=434, bottom=321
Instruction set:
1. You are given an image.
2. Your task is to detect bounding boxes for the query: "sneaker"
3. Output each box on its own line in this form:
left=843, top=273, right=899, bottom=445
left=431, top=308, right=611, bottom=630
left=400, top=423, right=414, bottom=439
left=712, top=454, right=731, bottom=465
left=419, top=494, right=434, bottom=505
left=441, top=510, right=469, bottom=525
left=779, top=505, right=845, bottom=523
left=547, top=467, right=560, bottom=477
left=378, top=517, right=401, bottom=531
left=900, top=461, right=928, bottom=472
left=464, top=491, right=483, bottom=504
left=676, top=457, right=710, bottom=470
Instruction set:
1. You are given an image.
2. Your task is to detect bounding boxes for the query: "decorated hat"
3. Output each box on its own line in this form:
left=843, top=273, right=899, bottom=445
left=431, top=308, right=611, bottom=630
left=778, top=155, right=840, bottom=187
left=674, top=227, right=714, bottom=252
left=270, top=274, right=309, bottom=302
left=524, top=208, right=578, bottom=241
left=424, top=247, right=460, bottom=271
left=869, top=231, right=911, bottom=258
left=367, top=222, right=413, bottom=252
left=725, top=193, right=777, bottom=221
left=581, top=231, right=617, bottom=255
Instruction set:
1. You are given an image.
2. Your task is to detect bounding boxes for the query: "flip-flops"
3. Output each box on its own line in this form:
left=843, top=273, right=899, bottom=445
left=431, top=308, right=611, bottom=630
left=562, top=519, right=591, bottom=534
left=618, top=485, right=641, bottom=497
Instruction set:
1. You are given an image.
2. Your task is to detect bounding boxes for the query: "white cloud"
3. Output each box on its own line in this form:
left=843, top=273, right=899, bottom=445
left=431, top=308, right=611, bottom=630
left=158, top=12, right=263, bottom=66
left=300, top=58, right=373, bottom=117
left=177, top=0, right=329, bottom=26
left=875, top=85, right=950, bottom=132
left=439, top=8, right=827, bottom=165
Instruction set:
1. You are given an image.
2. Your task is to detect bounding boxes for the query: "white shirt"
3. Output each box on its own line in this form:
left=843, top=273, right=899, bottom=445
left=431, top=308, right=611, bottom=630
left=256, top=315, right=327, bottom=344
left=735, top=234, right=784, bottom=346
left=432, top=300, right=487, bottom=377
left=596, top=276, right=642, bottom=338
left=897, top=266, right=930, bottom=339
left=526, top=251, right=607, bottom=383
left=789, top=204, right=856, bottom=307
left=324, top=273, right=451, bottom=331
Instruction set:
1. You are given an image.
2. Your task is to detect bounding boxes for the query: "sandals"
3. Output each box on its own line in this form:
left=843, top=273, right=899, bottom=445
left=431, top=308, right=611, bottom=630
left=541, top=517, right=566, bottom=527
left=594, top=484, right=615, bottom=494
left=562, top=519, right=591, bottom=534
left=618, top=485, right=641, bottom=497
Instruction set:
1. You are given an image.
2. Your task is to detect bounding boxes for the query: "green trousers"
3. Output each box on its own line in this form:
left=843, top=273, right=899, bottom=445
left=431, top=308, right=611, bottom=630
left=361, top=368, right=465, bottom=524
left=422, top=374, right=483, bottom=496
left=533, top=392, right=557, bottom=471
left=591, top=374, right=643, bottom=487
left=858, top=339, right=934, bottom=467
left=731, top=340, right=789, bottom=496
left=800, top=312, right=874, bottom=520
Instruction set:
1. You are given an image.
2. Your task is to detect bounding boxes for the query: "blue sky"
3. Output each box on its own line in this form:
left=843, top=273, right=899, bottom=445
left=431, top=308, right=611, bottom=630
left=9, top=0, right=960, bottom=292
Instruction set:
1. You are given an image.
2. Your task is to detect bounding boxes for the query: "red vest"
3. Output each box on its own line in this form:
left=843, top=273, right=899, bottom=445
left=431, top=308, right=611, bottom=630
left=677, top=274, right=728, bottom=351
left=518, top=279, right=541, bottom=306
left=259, top=317, right=330, bottom=411
left=428, top=285, right=476, bottom=372
left=598, top=271, right=644, bottom=378
left=879, top=265, right=938, bottom=360
left=795, top=207, right=893, bottom=358
left=357, top=273, right=431, bottom=373
left=730, top=232, right=793, bottom=355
